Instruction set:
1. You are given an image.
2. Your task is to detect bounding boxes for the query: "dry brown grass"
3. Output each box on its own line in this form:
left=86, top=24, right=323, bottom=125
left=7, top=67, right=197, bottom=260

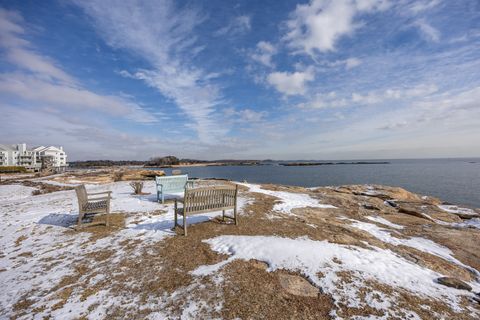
left=8, top=183, right=480, bottom=319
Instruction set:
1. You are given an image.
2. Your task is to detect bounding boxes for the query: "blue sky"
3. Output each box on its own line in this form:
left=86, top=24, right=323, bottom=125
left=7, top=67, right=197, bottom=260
left=0, top=0, right=479, bottom=160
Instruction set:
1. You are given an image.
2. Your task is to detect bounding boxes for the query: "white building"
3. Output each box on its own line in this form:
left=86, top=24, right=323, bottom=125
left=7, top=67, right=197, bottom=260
left=0, top=143, right=67, bottom=171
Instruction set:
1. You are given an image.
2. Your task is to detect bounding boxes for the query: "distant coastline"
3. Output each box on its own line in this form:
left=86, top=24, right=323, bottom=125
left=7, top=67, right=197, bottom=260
left=279, top=161, right=390, bottom=166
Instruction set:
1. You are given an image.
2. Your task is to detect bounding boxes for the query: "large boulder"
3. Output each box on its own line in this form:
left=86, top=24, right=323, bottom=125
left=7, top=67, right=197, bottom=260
left=436, top=277, right=472, bottom=291
left=278, top=273, right=319, bottom=297
left=117, top=169, right=165, bottom=181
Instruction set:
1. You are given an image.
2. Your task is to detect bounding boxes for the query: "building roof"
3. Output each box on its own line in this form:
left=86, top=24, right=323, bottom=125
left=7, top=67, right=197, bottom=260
left=35, top=146, right=64, bottom=153
left=0, top=144, right=15, bottom=151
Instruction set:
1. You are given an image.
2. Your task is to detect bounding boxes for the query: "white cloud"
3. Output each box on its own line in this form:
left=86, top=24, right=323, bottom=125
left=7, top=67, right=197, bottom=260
left=0, top=73, right=156, bottom=123
left=284, top=0, right=390, bottom=56
left=0, top=8, right=156, bottom=123
left=414, top=19, right=440, bottom=42
left=224, top=107, right=266, bottom=123
left=74, top=0, right=228, bottom=143
left=326, top=57, right=362, bottom=69
left=215, top=15, right=251, bottom=36
left=345, top=57, right=362, bottom=69
left=298, top=91, right=348, bottom=109
left=0, top=9, right=74, bottom=84
left=415, top=86, right=480, bottom=111
left=352, top=84, right=438, bottom=105
left=250, top=41, right=277, bottom=67
left=385, top=84, right=438, bottom=99
left=267, top=68, right=315, bottom=96
left=298, top=84, right=439, bottom=109
left=408, top=0, right=441, bottom=14
left=237, top=109, right=266, bottom=122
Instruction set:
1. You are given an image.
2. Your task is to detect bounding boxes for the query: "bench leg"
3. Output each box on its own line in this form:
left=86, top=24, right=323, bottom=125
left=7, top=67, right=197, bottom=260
left=183, top=209, right=187, bottom=236
left=77, top=211, right=84, bottom=229
left=174, top=200, right=178, bottom=228
left=222, top=209, right=225, bottom=222
left=106, top=203, right=110, bottom=227
left=161, top=193, right=165, bottom=204
left=234, top=205, right=238, bottom=226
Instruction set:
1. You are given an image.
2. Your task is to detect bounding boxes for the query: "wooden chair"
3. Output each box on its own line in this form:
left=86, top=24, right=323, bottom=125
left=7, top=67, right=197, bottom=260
left=174, top=185, right=238, bottom=236
left=75, top=184, right=112, bottom=229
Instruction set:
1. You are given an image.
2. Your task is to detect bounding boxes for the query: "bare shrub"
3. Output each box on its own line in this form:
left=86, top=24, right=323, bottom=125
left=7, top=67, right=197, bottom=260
left=113, top=171, right=124, bottom=182
left=129, top=181, right=144, bottom=195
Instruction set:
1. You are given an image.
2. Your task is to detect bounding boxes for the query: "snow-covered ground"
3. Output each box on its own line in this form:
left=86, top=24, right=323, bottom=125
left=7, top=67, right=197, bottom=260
left=0, top=181, right=249, bottom=318
left=348, top=219, right=477, bottom=273
left=240, top=182, right=336, bottom=215
left=1, top=180, right=478, bottom=318
left=194, top=235, right=480, bottom=318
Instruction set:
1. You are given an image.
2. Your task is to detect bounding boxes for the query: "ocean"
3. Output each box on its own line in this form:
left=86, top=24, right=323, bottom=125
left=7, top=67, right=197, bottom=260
left=154, top=158, right=480, bottom=208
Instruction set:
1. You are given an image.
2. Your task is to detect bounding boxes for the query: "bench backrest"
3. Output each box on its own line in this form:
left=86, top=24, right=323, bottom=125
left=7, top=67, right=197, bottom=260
left=184, top=185, right=238, bottom=214
left=155, top=174, right=189, bottom=192
left=75, top=185, right=88, bottom=206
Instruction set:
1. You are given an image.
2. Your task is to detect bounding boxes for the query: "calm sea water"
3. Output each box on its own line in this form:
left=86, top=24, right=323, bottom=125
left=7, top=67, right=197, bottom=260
left=154, top=158, right=480, bottom=208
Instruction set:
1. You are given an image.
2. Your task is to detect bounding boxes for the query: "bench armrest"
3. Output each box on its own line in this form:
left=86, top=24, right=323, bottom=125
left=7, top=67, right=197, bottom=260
left=87, top=196, right=111, bottom=201
left=88, top=191, right=112, bottom=196
left=186, top=180, right=195, bottom=188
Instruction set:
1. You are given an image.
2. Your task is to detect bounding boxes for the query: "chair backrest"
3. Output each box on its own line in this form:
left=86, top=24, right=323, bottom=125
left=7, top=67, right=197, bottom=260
left=183, top=185, right=238, bottom=214
left=155, top=174, right=189, bottom=192
left=172, top=169, right=182, bottom=175
left=75, top=185, right=88, bottom=205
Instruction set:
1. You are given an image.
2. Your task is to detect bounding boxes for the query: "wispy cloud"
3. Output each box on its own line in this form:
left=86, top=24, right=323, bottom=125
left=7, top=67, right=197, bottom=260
left=0, top=8, right=156, bottom=123
left=407, top=0, right=441, bottom=14
left=214, top=15, right=251, bottom=37
left=414, top=19, right=441, bottom=42
left=297, top=84, right=438, bottom=109
left=0, top=9, right=74, bottom=84
left=73, top=0, right=229, bottom=143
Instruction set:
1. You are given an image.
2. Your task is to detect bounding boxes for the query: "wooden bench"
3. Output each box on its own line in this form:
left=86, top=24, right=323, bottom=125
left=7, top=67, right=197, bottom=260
left=155, top=174, right=194, bottom=203
left=174, top=185, right=238, bottom=236
left=75, top=184, right=111, bottom=229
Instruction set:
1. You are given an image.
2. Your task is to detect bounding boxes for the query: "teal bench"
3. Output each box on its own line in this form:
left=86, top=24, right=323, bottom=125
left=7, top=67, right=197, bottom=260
left=155, top=175, right=193, bottom=203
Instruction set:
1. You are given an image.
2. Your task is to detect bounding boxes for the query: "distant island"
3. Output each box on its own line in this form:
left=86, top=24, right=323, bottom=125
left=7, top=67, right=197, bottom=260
left=68, top=157, right=392, bottom=168
left=279, top=161, right=390, bottom=166
left=69, top=156, right=261, bottom=168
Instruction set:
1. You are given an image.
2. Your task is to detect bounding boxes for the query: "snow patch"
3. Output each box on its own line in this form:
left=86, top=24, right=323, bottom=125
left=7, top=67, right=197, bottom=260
left=0, top=184, right=37, bottom=202
left=438, top=205, right=478, bottom=216
left=194, top=235, right=479, bottom=317
left=366, top=216, right=404, bottom=229
left=446, top=218, right=480, bottom=230
left=239, top=183, right=336, bottom=214
left=349, top=220, right=476, bottom=272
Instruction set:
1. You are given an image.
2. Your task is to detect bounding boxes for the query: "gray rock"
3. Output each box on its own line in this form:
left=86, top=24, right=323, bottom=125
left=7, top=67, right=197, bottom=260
left=437, top=277, right=472, bottom=291
left=278, top=273, right=319, bottom=297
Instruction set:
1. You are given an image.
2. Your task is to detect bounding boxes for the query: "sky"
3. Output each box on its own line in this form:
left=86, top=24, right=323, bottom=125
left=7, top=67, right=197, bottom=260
left=0, top=0, right=479, bottom=161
